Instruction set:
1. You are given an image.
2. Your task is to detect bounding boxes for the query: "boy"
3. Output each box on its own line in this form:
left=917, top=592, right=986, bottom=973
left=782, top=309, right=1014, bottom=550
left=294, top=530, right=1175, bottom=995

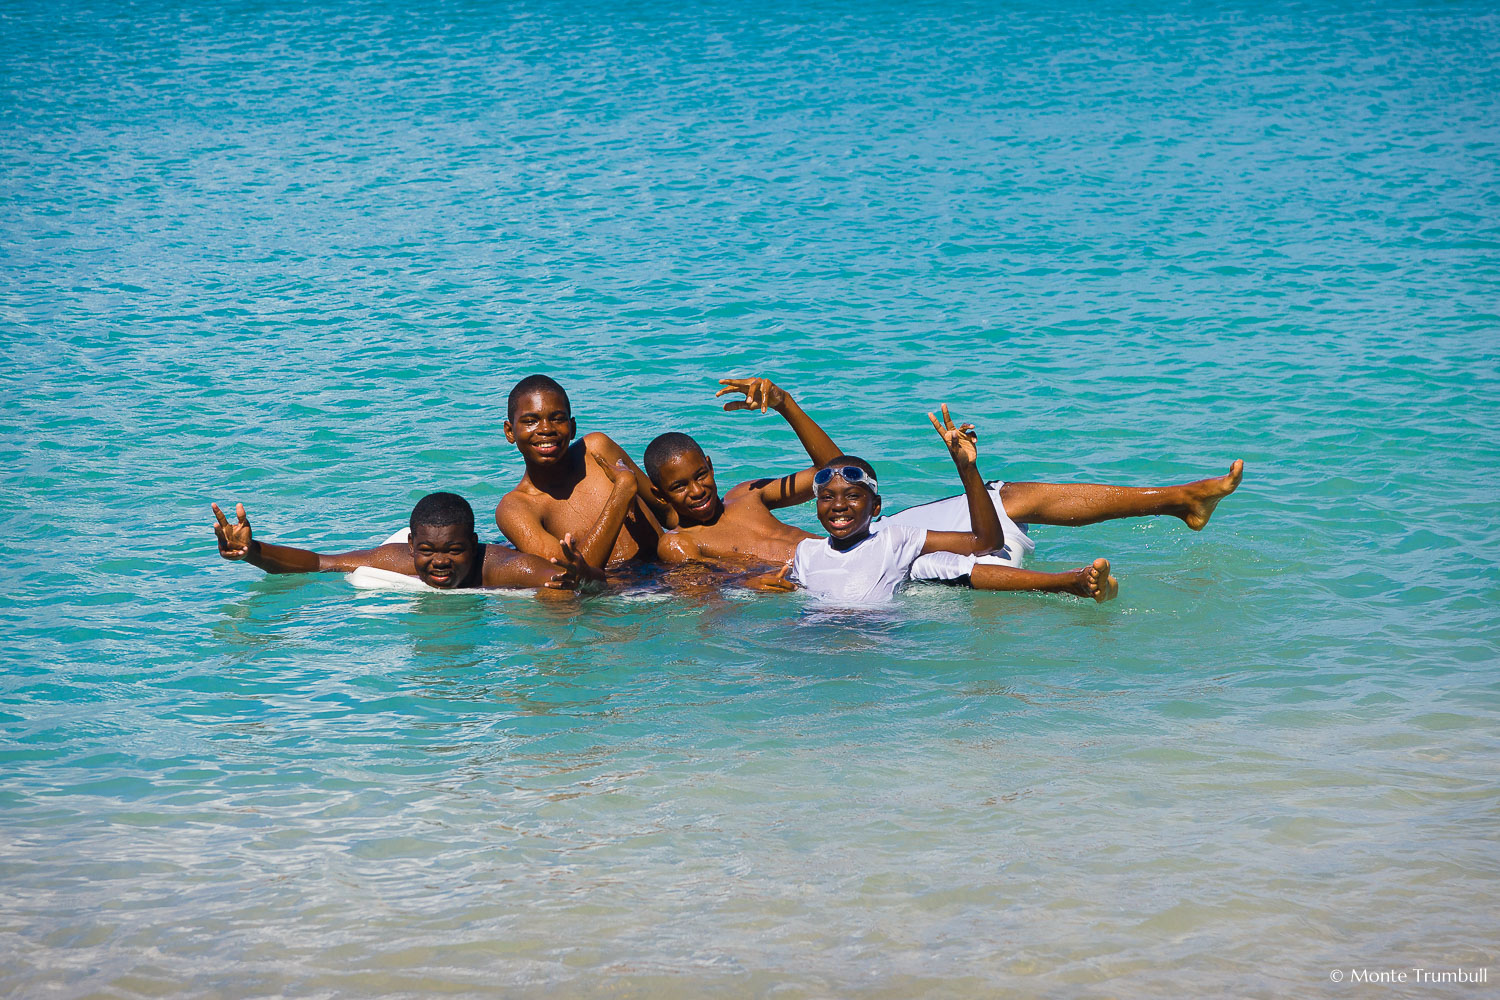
left=747, top=407, right=1109, bottom=603
left=495, top=375, right=661, bottom=568
left=212, top=492, right=595, bottom=594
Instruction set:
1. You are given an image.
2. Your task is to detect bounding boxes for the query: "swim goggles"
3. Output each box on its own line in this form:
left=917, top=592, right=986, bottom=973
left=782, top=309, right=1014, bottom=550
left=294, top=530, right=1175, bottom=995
left=813, top=466, right=878, bottom=492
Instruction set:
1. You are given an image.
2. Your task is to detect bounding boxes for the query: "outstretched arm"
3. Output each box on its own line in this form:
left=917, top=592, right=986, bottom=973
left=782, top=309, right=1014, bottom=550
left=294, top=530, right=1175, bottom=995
left=919, top=405, right=1003, bottom=556
left=212, top=502, right=405, bottom=574
left=716, top=376, right=843, bottom=509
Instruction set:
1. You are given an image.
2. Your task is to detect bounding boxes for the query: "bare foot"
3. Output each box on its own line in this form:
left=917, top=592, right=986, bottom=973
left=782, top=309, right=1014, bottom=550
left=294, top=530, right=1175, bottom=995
left=1180, top=459, right=1243, bottom=530
left=1068, top=558, right=1116, bottom=602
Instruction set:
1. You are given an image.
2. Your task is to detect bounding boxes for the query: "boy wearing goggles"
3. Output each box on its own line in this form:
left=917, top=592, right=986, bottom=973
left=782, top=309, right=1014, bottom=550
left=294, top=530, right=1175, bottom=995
left=750, top=406, right=1115, bottom=603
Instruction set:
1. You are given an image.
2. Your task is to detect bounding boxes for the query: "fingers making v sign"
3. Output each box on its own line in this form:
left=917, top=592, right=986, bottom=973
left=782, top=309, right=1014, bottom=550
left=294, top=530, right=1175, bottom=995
left=212, top=502, right=254, bottom=560
left=715, top=376, right=787, bottom=414
left=927, top=403, right=979, bottom=468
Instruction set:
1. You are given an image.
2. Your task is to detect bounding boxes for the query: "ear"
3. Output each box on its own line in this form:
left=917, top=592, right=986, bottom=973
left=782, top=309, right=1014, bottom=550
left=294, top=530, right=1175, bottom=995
left=567, top=416, right=577, bottom=439
left=871, top=495, right=882, bottom=519
left=650, top=484, right=670, bottom=507
left=503, top=419, right=516, bottom=444
left=704, top=455, right=713, bottom=474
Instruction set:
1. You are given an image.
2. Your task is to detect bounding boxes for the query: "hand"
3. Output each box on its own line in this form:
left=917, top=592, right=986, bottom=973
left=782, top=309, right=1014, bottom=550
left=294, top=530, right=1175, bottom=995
left=747, top=561, right=796, bottom=592
left=928, top=403, right=979, bottom=468
left=212, top=502, right=254, bottom=560
left=546, top=532, right=605, bottom=590
left=716, top=376, right=788, bottom=414
left=590, top=452, right=637, bottom=495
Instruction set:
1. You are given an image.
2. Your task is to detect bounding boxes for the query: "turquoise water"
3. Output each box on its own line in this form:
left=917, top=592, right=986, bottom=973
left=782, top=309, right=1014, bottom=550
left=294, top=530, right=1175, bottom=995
left=3, top=0, right=1498, bottom=996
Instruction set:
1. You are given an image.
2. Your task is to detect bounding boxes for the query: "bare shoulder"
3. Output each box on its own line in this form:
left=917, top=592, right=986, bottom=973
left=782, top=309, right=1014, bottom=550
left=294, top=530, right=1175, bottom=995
left=724, top=481, right=774, bottom=513
left=582, top=431, right=626, bottom=455
left=725, top=480, right=765, bottom=503
left=658, top=530, right=699, bottom=563
left=496, top=487, right=543, bottom=519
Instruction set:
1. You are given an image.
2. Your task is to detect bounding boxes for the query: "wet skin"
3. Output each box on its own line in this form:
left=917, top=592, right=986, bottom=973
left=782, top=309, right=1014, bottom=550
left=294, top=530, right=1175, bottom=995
left=816, top=475, right=881, bottom=550
left=654, top=448, right=818, bottom=567
left=653, top=449, right=723, bottom=525
left=498, top=387, right=658, bottom=566
left=407, top=522, right=480, bottom=589
left=505, top=389, right=575, bottom=468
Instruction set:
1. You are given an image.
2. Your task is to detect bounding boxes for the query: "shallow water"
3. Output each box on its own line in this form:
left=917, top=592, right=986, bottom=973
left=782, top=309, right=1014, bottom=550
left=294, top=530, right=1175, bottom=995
left=3, top=1, right=1498, bottom=996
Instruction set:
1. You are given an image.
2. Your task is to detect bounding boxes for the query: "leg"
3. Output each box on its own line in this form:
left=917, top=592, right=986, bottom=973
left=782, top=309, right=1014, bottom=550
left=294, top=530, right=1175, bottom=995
left=998, top=460, right=1243, bottom=530
left=969, top=558, right=1117, bottom=602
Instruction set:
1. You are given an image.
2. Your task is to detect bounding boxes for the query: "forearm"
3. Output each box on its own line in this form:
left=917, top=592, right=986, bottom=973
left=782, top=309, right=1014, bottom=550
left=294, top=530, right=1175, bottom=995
left=957, top=460, right=1002, bottom=552
left=630, top=464, right=677, bottom=527
left=243, top=539, right=325, bottom=574
left=575, top=483, right=637, bottom=568
left=776, top=396, right=842, bottom=466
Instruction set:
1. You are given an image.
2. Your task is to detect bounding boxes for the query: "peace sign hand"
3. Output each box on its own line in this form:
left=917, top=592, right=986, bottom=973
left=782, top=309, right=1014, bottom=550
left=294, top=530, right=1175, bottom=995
left=715, top=376, right=788, bottom=414
left=212, top=502, right=254, bottom=560
left=546, top=532, right=604, bottom=590
left=928, top=404, right=979, bottom=468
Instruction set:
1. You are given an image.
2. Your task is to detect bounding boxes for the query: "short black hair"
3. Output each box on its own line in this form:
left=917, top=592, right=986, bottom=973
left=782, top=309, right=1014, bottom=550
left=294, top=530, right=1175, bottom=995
left=643, top=432, right=705, bottom=484
left=507, top=374, right=571, bottom=420
left=410, top=492, right=475, bottom=534
left=818, top=455, right=878, bottom=491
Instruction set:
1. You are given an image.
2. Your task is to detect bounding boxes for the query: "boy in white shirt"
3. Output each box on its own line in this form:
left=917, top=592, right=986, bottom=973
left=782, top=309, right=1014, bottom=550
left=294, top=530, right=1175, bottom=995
left=750, top=406, right=1116, bottom=604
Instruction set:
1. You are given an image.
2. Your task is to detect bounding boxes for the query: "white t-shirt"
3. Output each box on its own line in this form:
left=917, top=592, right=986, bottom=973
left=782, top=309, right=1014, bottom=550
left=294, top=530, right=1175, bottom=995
left=879, top=480, right=1035, bottom=580
left=790, top=524, right=929, bottom=605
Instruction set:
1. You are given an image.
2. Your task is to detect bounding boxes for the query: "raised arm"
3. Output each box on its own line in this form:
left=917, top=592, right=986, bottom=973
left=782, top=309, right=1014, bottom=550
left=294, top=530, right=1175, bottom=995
left=918, top=405, right=1003, bottom=556
left=212, top=502, right=406, bottom=574
left=716, top=376, right=844, bottom=509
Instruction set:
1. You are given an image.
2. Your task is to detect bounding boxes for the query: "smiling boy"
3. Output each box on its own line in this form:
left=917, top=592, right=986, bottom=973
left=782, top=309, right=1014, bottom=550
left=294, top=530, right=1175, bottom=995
left=751, top=407, right=1024, bottom=603
left=495, top=374, right=661, bottom=569
left=212, top=492, right=593, bottom=592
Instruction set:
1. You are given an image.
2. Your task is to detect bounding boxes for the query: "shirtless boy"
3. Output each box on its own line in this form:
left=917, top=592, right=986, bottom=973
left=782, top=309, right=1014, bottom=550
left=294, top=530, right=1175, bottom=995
left=212, top=492, right=594, bottom=594
left=640, top=376, right=1242, bottom=600
left=495, top=375, right=661, bottom=569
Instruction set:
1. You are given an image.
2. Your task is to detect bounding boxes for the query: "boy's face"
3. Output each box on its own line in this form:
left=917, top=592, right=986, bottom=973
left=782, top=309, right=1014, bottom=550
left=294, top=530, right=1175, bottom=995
left=651, top=448, right=721, bottom=525
left=505, top=388, right=575, bottom=466
left=409, top=523, right=479, bottom=589
left=816, top=475, right=880, bottom=542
